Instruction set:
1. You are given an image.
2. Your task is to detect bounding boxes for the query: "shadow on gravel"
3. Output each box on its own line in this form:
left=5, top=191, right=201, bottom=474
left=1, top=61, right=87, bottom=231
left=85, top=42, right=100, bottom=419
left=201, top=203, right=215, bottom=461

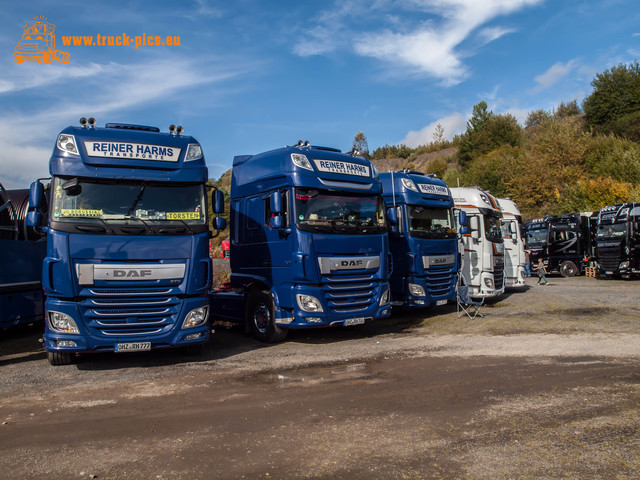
left=0, top=322, right=45, bottom=365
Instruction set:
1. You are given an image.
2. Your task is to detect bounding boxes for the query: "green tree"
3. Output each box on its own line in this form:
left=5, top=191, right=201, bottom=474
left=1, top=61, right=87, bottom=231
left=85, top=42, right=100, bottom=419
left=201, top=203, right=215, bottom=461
left=466, top=101, right=493, bottom=133
left=352, top=131, right=369, bottom=157
left=554, top=100, right=582, bottom=119
left=432, top=123, right=445, bottom=146
left=583, top=61, right=640, bottom=129
left=525, top=109, right=552, bottom=128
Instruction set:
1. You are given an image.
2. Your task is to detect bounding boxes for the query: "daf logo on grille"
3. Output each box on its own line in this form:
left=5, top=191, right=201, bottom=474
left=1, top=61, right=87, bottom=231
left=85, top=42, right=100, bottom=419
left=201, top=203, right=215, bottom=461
left=112, top=269, right=153, bottom=278
left=341, top=260, right=363, bottom=267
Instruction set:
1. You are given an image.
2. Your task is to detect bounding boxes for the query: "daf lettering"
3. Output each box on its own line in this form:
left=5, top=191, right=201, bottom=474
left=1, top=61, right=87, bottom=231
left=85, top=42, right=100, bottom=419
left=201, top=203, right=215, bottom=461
left=113, top=269, right=153, bottom=278
left=341, top=260, right=363, bottom=267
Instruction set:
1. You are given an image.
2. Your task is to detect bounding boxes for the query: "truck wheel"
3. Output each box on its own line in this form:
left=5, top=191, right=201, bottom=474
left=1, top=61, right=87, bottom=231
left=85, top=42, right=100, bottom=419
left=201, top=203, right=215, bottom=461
left=47, top=351, right=74, bottom=366
left=13, top=54, right=24, bottom=63
left=247, top=291, right=287, bottom=343
left=560, top=260, right=578, bottom=277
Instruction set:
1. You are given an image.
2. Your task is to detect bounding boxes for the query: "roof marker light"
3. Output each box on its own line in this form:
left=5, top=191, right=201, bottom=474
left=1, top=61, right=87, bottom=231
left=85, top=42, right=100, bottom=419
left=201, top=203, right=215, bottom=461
left=401, top=178, right=419, bottom=192
left=291, top=153, right=313, bottom=171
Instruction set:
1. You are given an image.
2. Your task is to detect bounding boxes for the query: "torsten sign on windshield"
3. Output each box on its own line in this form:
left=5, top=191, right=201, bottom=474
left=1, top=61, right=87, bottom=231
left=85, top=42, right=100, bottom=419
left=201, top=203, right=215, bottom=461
left=84, top=141, right=181, bottom=162
left=313, top=159, right=370, bottom=177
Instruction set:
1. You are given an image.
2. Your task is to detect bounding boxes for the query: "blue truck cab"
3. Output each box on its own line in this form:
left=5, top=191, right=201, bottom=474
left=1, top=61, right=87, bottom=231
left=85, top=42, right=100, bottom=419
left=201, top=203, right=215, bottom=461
left=27, top=119, right=225, bottom=365
left=380, top=170, right=460, bottom=307
left=210, top=142, right=391, bottom=342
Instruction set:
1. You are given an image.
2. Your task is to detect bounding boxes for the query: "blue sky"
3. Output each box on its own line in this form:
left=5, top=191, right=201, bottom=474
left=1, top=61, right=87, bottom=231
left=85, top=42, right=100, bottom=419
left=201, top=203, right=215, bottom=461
left=1, top=0, right=639, bottom=188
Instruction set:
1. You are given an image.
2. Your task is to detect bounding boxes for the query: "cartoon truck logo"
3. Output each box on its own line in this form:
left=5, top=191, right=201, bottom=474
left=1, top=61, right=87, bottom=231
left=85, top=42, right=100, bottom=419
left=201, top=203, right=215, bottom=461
left=14, top=17, right=70, bottom=65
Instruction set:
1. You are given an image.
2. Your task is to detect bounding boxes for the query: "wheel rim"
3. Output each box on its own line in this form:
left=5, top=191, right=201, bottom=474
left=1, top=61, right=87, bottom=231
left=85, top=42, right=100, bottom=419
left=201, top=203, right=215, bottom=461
left=253, top=303, right=270, bottom=334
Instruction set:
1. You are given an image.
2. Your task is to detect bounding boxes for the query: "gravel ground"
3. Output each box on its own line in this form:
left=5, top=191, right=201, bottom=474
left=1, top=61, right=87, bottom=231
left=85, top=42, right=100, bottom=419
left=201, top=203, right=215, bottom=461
left=0, top=274, right=639, bottom=479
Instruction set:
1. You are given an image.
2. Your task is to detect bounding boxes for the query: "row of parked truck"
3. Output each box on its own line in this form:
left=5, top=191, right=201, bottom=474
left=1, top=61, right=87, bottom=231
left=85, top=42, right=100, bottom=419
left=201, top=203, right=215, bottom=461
left=2, top=119, right=638, bottom=365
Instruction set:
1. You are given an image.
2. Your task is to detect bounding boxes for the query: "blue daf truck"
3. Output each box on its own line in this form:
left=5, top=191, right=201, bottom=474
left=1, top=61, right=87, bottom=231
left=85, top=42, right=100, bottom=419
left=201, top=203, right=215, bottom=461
left=380, top=170, right=460, bottom=307
left=210, top=142, right=391, bottom=342
left=27, top=118, right=226, bottom=365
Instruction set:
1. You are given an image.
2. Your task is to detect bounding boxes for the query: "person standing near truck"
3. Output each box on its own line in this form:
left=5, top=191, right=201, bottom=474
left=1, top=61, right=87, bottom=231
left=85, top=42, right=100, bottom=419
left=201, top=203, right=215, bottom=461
left=533, top=258, right=549, bottom=285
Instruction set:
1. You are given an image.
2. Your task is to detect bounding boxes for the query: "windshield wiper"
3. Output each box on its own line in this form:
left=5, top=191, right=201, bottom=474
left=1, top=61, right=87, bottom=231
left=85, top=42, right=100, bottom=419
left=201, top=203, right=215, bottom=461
left=126, top=184, right=147, bottom=217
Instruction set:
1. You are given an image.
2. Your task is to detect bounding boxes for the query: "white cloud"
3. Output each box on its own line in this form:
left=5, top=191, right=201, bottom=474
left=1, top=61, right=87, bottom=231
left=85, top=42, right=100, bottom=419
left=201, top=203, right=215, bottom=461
left=477, top=26, right=515, bottom=45
left=401, top=112, right=467, bottom=147
left=0, top=63, right=106, bottom=94
left=301, top=0, right=544, bottom=85
left=533, top=59, right=579, bottom=91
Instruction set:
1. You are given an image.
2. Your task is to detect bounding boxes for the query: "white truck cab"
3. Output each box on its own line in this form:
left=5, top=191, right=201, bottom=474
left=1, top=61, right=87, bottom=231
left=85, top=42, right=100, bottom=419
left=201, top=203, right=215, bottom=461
left=497, top=198, right=526, bottom=287
left=451, top=187, right=505, bottom=299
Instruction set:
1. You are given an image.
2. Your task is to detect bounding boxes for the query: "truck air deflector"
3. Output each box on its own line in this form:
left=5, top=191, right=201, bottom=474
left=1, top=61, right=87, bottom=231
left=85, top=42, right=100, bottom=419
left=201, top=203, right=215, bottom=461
left=318, top=179, right=373, bottom=190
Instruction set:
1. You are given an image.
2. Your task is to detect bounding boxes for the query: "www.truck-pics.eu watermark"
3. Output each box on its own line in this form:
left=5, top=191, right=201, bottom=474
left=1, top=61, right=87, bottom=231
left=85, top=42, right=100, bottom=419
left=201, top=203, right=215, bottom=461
left=61, top=33, right=181, bottom=49
left=14, top=16, right=181, bottom=65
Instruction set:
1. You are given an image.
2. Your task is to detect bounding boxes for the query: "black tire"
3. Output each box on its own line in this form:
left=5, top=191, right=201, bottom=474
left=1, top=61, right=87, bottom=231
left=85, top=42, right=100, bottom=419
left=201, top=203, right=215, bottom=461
left=47, top=351, right=74, bottom=366
left=246, top=291, right=287, bottom=343
left=560, top=260, right=578, bottom=277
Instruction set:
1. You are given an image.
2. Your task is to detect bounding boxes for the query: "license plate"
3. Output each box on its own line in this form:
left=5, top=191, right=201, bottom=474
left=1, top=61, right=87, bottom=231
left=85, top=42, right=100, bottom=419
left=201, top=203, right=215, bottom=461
left=115, top=342, right=151, bottom=352
left=436, top=299, right=448, bottom=306
left=344, top=317, right=365, bottom=327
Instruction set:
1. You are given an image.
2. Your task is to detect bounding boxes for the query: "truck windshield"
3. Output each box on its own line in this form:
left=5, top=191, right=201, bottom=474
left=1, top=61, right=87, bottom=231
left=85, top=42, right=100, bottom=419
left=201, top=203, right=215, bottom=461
left=407, top=205, right=456, bottom=239
left=50, top=177, right=207, bottom=234
left=596, top=223, right=626, bottom=239
left=501, top=219, right=519, bottom=241
left=294, top=188, right=386, bottom=234
left=484, top=214, right=503, bottom=243
left=525, top=226, right=547, bottom=245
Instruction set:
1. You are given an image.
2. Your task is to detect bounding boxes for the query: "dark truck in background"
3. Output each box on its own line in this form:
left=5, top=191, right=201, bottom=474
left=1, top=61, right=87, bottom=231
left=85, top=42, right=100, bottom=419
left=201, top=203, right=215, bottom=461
left=595, top=203, right=640, bottom=278
left=523, top=212, right=597, bottom=277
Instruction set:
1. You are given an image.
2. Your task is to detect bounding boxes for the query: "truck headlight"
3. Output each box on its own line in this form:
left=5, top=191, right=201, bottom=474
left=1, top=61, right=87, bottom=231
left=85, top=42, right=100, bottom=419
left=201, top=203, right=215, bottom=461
left=408, top=283, right=425, bottom=297
left=182, top=306, right=209, bottom=329
left=48, top=311, right=80, bottom=334
left=379, top=288, right=390, bottom=306
left=297, top=294, right=323, bottom=312
left=619, top=261, right=630, bottom=270
left=484, top=277, right=494, bottom=289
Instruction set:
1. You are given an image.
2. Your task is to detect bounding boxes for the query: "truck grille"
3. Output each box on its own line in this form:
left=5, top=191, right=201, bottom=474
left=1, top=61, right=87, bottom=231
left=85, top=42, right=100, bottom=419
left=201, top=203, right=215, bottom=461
left=322, top=274, right=378, bottom=315
left=425, top=265, right=458, bottom=297
left=494, top=263, right=505, bottom=291
left=598, top=245, right=622, bottom=271
left=80, top=288, right=180, bottom=337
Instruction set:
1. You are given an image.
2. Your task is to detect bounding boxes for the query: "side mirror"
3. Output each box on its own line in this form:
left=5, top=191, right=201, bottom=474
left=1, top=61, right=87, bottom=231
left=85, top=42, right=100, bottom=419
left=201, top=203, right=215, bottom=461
left=26, top=210, right=42, bottom=228
left=270, top=190, right=282, bottom=214
left=386, top=207, right=398, bottom=226
left=29, top=181, right=45, bottom=209
left=214, top=216, right=227, bottom=231
left=270, top=215, right=283, bottom=229
left=460, top=226, right=469, bottom=235
left=211, top=189, right=225, bottom=214
left=458, top=210, right=467, bottom=226
left=469, top=216, right=480, bottom=240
